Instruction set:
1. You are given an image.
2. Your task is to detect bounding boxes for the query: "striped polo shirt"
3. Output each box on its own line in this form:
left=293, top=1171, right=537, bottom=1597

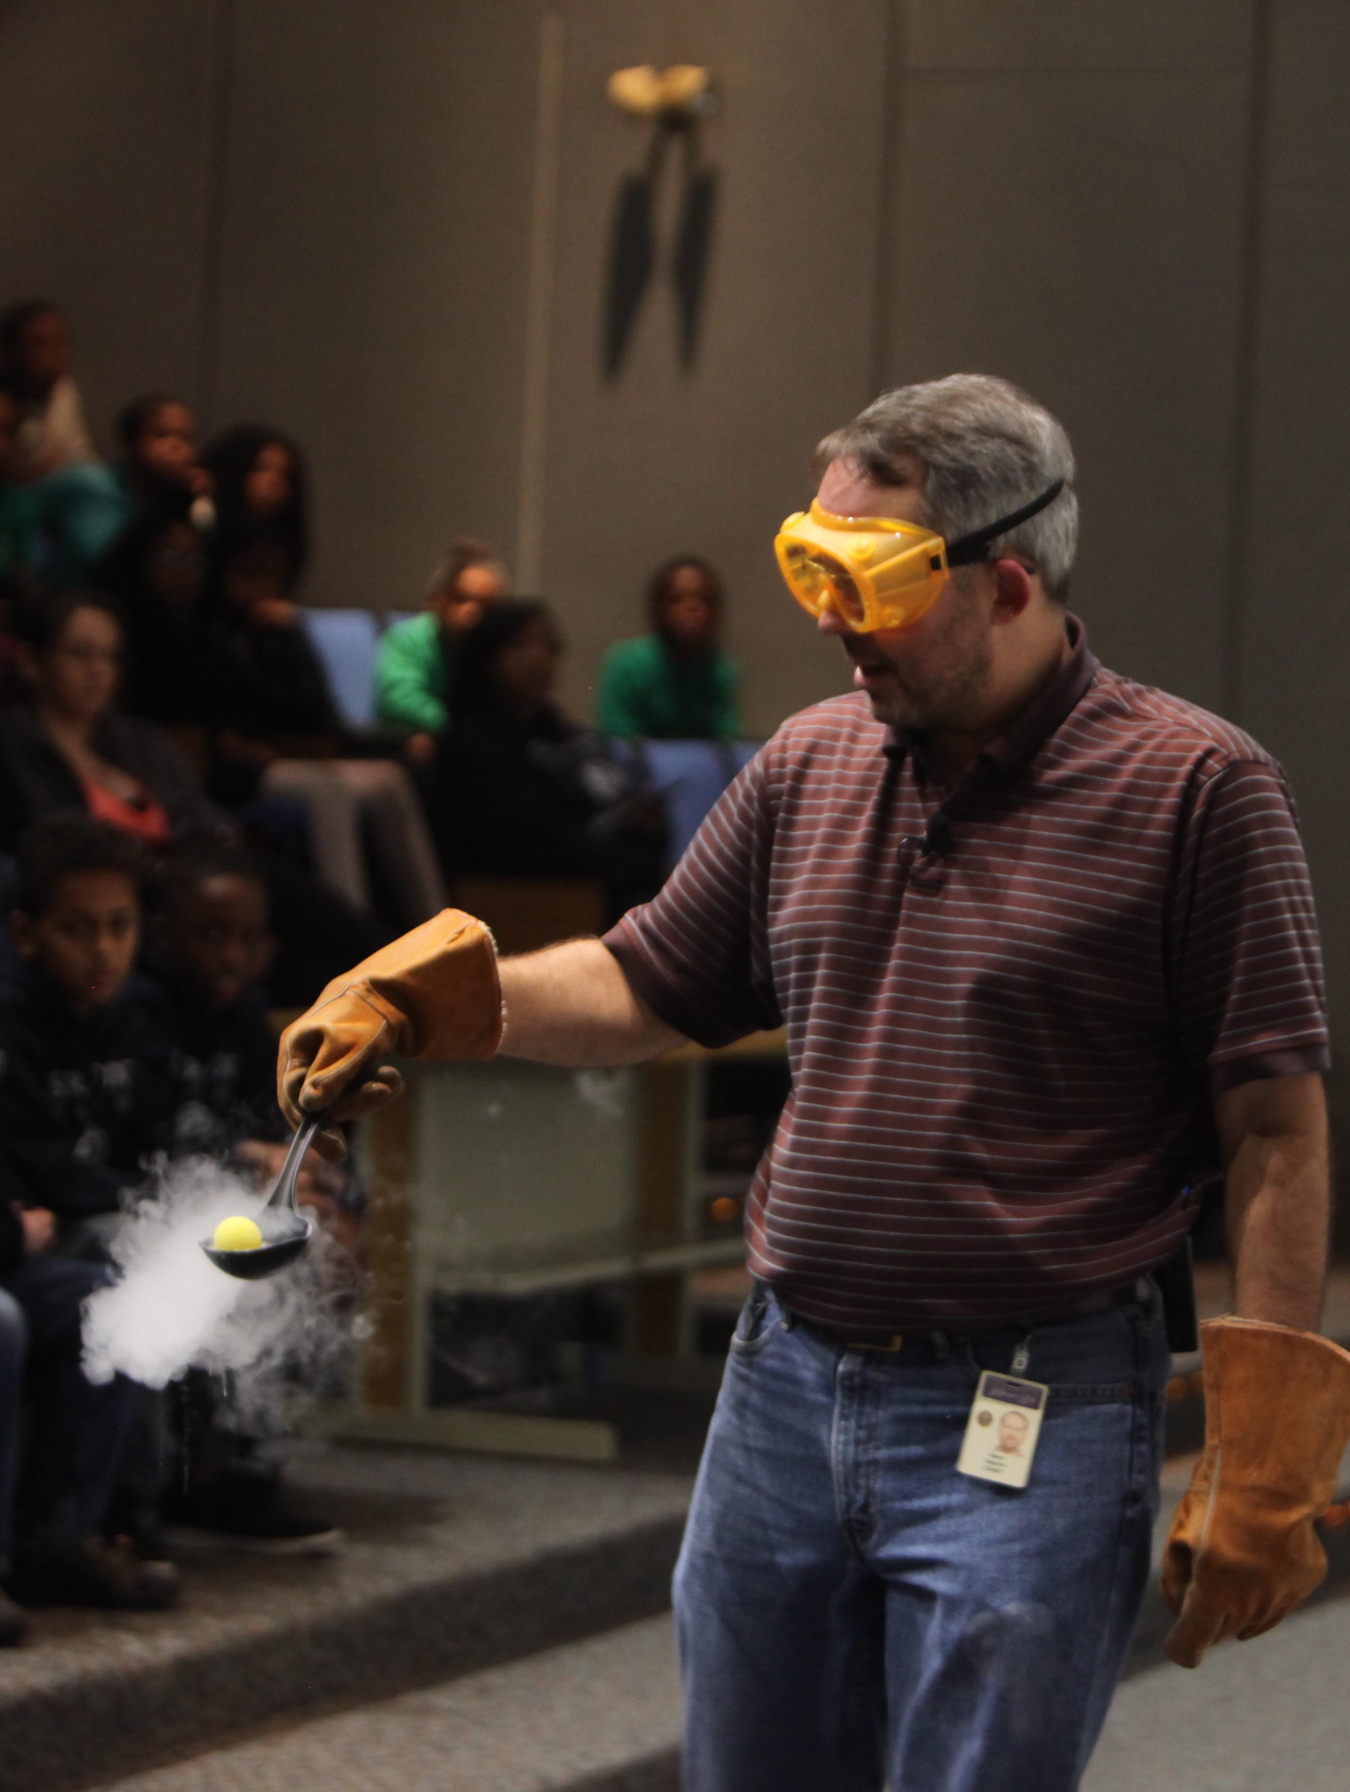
left=604, top=619, right=1330, bottom=1330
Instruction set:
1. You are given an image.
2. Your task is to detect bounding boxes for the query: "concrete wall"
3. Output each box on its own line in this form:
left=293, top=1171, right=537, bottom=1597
left=1239, top=0, right=1350, bottom=1164
left=2, top=0, right=1349, bottom=1081
left=884, top=1, right=1257, bottom=709
left=205, top=0, right=547, bottom=613
left=0, top=0, right=217, bottom=431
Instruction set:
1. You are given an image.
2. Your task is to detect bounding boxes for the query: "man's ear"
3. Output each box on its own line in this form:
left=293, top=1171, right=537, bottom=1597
left=8, top=909, right=35, bottom=958
left=990, top=557, right=1035, bottom=624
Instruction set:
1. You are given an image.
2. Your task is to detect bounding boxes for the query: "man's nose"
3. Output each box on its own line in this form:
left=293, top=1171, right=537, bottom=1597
left=816, top=607, right=851, bottom=639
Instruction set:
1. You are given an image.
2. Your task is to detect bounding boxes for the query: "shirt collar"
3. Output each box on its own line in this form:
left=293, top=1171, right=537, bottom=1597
left=885, top=613, right=1097, bottom=781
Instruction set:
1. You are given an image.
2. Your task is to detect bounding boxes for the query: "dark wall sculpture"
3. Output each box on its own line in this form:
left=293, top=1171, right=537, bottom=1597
left=603, top=115, right=718, bottom=379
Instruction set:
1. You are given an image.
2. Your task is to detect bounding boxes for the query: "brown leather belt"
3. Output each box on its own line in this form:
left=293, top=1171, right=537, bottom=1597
left=797, top=1279, right=1148, bottom=1354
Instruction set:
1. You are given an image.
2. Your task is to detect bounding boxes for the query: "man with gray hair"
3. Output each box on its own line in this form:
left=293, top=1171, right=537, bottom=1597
left=279, top=374, right=1350, bottom=1791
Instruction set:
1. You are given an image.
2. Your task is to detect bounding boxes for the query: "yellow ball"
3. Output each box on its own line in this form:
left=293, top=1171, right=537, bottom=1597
left=213, top=1215, right=263, bottom=1252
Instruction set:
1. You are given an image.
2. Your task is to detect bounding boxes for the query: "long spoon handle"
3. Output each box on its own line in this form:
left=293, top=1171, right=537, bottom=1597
left=263, top=1113, right=324, bottom=1216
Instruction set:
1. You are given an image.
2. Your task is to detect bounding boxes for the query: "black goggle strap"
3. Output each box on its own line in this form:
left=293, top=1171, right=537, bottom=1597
left=944, top=479, right=1066, bottom=568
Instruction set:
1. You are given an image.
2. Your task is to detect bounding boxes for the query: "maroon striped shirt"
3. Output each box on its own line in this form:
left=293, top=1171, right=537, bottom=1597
left=604, top=619, right=1330, bottom=1329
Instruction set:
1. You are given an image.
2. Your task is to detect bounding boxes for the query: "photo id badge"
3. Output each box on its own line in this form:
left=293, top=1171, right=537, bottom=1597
left=956, top=1370, right=1048, bottom=1489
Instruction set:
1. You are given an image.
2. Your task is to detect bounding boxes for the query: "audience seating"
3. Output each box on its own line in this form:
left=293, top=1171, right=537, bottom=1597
left=297, top=608, right=383, bottom=727
left=616, top=739, right=763, bottom=866
left=292, top=607, right=762, bottom=865
left=295, top=604, right=762, bottom=864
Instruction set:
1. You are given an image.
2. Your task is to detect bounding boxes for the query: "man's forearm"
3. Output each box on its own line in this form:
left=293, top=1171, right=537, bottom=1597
left=1219, top=1074, right=1330, bottom=1331
left=497, top=937, right=687, bottom=1067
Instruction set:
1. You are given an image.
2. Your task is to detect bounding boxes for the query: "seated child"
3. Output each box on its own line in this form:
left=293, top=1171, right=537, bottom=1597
left=0, top=1152, right=178, bottom=1615
left=374, top=536, right=506, bottom=747
left=152, top=838, right=288, bottom=1161
left=0, top=817, right=182, bottom=1606
left=148, top=839, right=344, bottom=1554
left=151, top=838, right=355, bottom=1232
left=597, top=555, right=741, bottom=741
left=0, top=814, right=176, bottom=1244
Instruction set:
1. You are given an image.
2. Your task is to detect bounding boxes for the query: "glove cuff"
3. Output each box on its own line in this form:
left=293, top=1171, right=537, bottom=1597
left=1200, top=1317, right=1350, bottom=1511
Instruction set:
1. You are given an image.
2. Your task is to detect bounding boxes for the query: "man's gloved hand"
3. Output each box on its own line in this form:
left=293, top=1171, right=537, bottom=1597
left=277, top=909, right=502, bottom=1153
left=1162, top=1316, right=1350, bottom=1668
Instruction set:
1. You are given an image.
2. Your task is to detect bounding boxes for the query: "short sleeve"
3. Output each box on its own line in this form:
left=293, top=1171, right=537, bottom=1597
left=603, top=749, right=781, bottom=1047
left=1167, top=759, right=1330, bottom=1092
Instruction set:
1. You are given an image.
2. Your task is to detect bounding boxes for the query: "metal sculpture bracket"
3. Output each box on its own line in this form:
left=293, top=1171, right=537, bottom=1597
left=603, top=65, right=719, bottom=378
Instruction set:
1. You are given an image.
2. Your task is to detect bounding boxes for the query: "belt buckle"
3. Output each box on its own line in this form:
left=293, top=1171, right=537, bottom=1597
left=852, top=1333, right=905, bottom=1353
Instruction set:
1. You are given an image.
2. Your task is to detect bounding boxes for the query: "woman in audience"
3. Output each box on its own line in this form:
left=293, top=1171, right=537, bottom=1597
left=0, top=590, right=386, bottom=1002
left=374, top=536, right=507, bottom=752
left=0, top=590, right=222, bottom=846
left=425, top=598, right=666, bottom=918
left=113, top=395, right=213, bottom=528
left=200, top=423, right=308, bottom=578
left=0, top=380, right=34, bottom=588
left=18, top=398, right=209, bottom=599
left=206, top=531, right=447, bottom=927
left=0, top=301, right=97, bottom=480
left=95, top=508, right=215, bottom=728
left=0, top=304, right=127, bottom=589
left=598, top=554, right=741, bottom=740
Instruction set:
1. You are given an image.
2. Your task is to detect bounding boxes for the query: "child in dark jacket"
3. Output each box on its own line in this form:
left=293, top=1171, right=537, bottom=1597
left=0, top=814, right=176, bottom=1243
left=151, top=839, right=287, bottom=1162
left=147, top=840, right=342, bottom=1554
left=151, top=838, right=353, bottom=1227
left=0, top=818, right=178, bottom=1615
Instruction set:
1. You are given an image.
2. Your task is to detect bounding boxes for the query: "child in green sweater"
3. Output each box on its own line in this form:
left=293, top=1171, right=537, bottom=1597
left=598, top=555, right=740, bottom=740
left=373, top=537, right=506, bottom=753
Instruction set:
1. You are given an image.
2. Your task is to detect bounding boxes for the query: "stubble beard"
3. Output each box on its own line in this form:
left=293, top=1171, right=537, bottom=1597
left=851, top=595, right=994, bottom=733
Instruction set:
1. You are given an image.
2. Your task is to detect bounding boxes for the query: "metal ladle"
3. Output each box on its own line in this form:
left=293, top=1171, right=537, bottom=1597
left=200, top=1114, right=322, bottom=1281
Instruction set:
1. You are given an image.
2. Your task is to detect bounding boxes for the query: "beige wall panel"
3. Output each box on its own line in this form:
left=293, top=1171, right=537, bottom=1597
left=905, top=0, right=1250, bottom=71
left=883, top=2, right=1254, bottom=709
left=1238, top=0, right=1350, bottom=1103
left=537, top=0, right=890, bottom=732
left=0, top=0, right=216, bottom=447
left=208, top=0, right=545, bottom=611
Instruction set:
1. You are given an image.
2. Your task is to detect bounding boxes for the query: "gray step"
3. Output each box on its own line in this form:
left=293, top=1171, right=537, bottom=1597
left=0, top=1447, right=692, bottom=1792
left=9, top=1396, right=1347, bottom=1792
left=1087, top=1595, right=1350, bottom=1791
left=101, top=1531, right=1350, bottom=1792
left=97, top=1616, right=682, bottom=1792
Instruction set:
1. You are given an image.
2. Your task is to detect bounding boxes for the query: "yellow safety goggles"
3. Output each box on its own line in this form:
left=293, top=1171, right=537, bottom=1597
left=774, top=480, right=1064, bottom=634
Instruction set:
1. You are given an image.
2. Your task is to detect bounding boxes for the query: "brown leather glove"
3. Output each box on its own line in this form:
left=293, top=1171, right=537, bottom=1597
left=277, top=909, right=502, bottom=1132
left=1162, top=1316, right=1350, bottom=1668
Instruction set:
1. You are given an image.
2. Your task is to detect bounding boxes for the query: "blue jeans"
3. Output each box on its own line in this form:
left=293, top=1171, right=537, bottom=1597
left=0, top=1255, right=136, bottom=1552
left=0, top=1289, right=24, bottom=1574
left=675, top=1285, right=1170, bottom=1792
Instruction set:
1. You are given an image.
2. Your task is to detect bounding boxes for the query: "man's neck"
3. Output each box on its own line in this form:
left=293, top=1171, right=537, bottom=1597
left=922, top=620, right=1071, bottom=789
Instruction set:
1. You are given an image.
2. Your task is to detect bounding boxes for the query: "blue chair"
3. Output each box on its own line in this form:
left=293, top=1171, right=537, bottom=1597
left=639, top=741, right=764, bottom=866
left=299, top=609, right=383, bottom=727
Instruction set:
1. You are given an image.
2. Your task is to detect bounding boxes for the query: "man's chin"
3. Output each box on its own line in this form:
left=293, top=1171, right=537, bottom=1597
left=860, top=687, right=921, bottom=730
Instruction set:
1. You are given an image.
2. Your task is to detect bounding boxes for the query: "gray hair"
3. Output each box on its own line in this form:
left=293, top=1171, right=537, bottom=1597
left=814, top=374, right=1078, bottom=600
